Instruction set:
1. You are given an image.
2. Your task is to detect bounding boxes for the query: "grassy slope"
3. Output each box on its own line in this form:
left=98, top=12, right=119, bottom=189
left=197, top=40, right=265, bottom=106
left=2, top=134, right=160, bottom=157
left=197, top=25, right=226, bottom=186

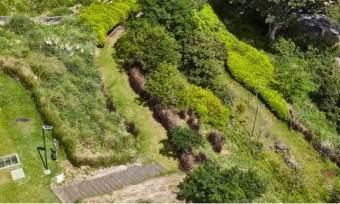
left=95, top=32, right=177, bottom=171
left=0, top=73, right=63, bottom=203
left=216, top=72, right=337, bottom=201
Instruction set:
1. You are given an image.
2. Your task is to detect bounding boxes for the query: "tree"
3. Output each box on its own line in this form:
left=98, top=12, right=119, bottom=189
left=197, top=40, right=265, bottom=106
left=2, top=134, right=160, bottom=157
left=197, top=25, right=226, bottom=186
left=227, top=0, right=333, bottom=40
left=179, top=162, right=267, bottom=203
left=170, top=125, right=203, bottom=153
left=181, top=31, right=227, bottom=87
left=139, top=0, right=205, bottom=39
left=115, top=19, right=180, bottom=73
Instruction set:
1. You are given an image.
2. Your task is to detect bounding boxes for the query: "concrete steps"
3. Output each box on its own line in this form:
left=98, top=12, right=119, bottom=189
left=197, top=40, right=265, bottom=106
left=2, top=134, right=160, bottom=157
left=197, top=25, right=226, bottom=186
left=52, top=163, right=165, bottom=203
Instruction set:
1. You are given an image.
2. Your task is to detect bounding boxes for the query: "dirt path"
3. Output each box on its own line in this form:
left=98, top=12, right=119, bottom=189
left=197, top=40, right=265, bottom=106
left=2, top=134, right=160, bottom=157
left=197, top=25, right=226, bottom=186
left=95, top=26, right=177, bottom=171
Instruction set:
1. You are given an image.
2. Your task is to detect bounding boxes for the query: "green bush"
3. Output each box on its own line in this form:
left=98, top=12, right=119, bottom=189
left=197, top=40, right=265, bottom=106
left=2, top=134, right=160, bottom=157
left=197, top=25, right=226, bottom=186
left=187, top=85, right=229, bottom=129
left=145, top=63, right=230, bottom=129
left=115, top=19, right=180, bottom=73
left=5, top=15, right=35, bottom=35
left=330, top=177, right=340, bottom=202
left=181, top=31, right=226, bottom=87
left=146, top=63, right=190, bottom=109
left=170, top=125, right=203, bottom=153
left=179, top=162, right=267, bottom=203
left=140, top=0, right=202, bottom=39
left=195, top=5, right=290, bottom=121
left=0, top=2, right=8, bottom=15
left=78, top=0, right=137, bottom=46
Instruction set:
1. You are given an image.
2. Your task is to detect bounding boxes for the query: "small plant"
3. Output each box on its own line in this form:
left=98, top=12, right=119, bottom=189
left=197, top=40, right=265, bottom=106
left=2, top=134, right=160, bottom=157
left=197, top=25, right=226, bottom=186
left=5, top=15, right=35, bottom=35
left=170, top=125, right=203, bottom=153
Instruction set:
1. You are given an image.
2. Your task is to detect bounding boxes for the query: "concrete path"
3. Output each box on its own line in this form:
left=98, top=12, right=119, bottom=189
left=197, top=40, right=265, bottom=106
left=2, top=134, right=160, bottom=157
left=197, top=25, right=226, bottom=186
left=52, top=163, right=165, bottom=203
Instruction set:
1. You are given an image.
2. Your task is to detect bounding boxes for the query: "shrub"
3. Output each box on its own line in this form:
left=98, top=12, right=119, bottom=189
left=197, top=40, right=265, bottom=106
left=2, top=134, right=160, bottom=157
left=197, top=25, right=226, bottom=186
left=181, top=31, right=226, bottom=87
left=146, top=63, right=190, bottom=109
left=170, top=125, right=203, bottom=153
left=115, top=19, right=180, bottom=73
left=5, top=15, right=35, bottom=35
left=330, top=178, right=340, bottom=202
left=187, top=85, right=230, bottom=129
left=140, top=0, right=201, bottom=39
left=0, top=2, right=8, bottom=15
left=179, top=162, right=267, bottom=203
left=78, top=0, right=137, bottom=46
left=271, top=38, right=316, bottom=102
left=196, top=5, right=290, bottom=121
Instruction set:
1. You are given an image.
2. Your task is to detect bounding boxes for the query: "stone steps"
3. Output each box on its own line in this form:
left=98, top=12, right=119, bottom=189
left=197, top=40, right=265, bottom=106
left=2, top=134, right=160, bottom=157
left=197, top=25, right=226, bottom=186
left=52, top=163, right=165, bottom=203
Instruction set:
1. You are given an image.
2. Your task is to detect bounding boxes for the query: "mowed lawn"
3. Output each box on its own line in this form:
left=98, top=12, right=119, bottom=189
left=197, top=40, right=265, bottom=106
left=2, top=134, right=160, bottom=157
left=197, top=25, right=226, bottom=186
left=0, top=73, right=62, bottom=202
left=95, top=33, right=178, bottom=171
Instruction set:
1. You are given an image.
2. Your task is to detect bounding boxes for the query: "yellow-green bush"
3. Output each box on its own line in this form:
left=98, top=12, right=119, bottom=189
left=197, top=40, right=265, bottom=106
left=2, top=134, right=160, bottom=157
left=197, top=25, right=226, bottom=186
left=78, top=0, right=137, bottom=46
left=195, top=5, right=290, bottom=121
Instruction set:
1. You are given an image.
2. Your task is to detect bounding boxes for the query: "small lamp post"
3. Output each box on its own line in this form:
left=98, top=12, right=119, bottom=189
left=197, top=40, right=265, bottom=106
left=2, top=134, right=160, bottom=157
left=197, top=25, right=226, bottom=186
left=37, top=125, right=53, bottom=175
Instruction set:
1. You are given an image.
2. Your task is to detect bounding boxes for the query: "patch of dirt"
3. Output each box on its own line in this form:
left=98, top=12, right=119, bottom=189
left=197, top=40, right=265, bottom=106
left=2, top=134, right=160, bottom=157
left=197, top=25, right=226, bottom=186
left=83, top=174, right=185, bottom=203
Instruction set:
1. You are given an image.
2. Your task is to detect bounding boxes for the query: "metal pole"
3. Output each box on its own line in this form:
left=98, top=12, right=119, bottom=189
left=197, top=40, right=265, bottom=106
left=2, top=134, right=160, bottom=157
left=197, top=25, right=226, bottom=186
left=42, top=128, right=48, bottom=170
left=251, top=106, right=259, bottom=138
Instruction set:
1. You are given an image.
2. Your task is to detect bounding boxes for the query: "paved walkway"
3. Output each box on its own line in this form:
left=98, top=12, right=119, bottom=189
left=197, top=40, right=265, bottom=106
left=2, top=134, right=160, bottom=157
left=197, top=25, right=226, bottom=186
left=52, top=163, right=165, bottom=203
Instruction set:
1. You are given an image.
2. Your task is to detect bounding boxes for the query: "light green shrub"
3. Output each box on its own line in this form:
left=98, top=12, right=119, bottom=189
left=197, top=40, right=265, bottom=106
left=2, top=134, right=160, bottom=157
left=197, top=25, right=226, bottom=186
left=78, top=0, right=137, bottom=46
left=195, top=5, right=290, bottom=121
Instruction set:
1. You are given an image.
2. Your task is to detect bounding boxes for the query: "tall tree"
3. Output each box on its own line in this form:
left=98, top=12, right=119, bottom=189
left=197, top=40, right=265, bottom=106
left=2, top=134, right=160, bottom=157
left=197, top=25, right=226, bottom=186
left=227, top=0, right=333, bottom=40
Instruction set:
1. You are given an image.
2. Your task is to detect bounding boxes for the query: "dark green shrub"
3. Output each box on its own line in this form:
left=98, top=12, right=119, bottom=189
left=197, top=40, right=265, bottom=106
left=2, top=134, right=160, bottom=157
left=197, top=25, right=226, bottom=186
left=181, top=31, right=226, bottom=87
left=140, top=0, right=201, bottom=39
left=170, top=125, right=203, bottom=153
left=115, top=19, right=180, bottom=73
left=5, top=15, right=35, bottom=35
left=179, top=162, right=267, bottom=203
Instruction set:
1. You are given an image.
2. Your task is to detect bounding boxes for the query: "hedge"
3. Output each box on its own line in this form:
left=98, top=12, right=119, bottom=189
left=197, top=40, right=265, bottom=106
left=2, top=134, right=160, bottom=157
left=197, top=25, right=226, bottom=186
left=195, top=5, right=290, bottom=121
left=78, top=0, right=137, bottom=46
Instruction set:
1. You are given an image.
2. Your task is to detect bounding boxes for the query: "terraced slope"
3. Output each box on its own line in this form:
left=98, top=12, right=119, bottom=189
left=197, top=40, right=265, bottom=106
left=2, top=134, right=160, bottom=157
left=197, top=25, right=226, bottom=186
left=95, top=27, right=177, bottom=170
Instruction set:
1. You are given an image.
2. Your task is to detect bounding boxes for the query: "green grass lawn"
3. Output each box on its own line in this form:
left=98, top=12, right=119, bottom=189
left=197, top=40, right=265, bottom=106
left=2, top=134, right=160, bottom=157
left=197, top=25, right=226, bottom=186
left=0, top=73, right=63, bottom=203
left=95, top=33, right=178, bottom=171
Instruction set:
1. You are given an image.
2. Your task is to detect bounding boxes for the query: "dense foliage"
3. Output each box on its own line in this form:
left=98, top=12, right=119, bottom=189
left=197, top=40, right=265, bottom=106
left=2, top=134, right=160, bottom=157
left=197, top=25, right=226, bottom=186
left=115, top=20, right=180, bottom=73
left=0, top=17, right=137, bottom=166
left=181, top=31, right=226, bottom=87
left=330, top=178, right=340, bottom=203
left=271, top=38, right=316, bottom=102
left=196, top=5, right=290, bottom=120
left=78, top=0, right=137, bottom=46
left=145, top=64, right=230, bottom=129
left=139, top=0, right=205, bottom=39
left=179, top=162, right=267, bottom=202
left=226, top=0, right=333, bottom=40
left=170, top=125, right=204, bottom=153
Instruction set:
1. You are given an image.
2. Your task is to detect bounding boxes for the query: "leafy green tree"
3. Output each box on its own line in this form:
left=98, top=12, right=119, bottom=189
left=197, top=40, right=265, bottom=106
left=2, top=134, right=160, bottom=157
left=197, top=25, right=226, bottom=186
left=181, top=31, right=227, bottom=87
left=179, top=162, right=267, bottom=203
left=139, top=0, right=204, bottom=39
left=115, top=19, right=180, bottom=73
left=227, top=0, right=333, bottom=40
left=170, top=125, right=203, bottom=153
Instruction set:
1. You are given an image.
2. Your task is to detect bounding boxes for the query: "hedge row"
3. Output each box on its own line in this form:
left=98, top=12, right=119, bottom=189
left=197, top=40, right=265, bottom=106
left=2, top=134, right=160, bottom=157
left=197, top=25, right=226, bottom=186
left=78, top=0, right=137, bottom=46
left=195, top=5, right=290, bottom=121
left=146, top=63, right=230, bottom=130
